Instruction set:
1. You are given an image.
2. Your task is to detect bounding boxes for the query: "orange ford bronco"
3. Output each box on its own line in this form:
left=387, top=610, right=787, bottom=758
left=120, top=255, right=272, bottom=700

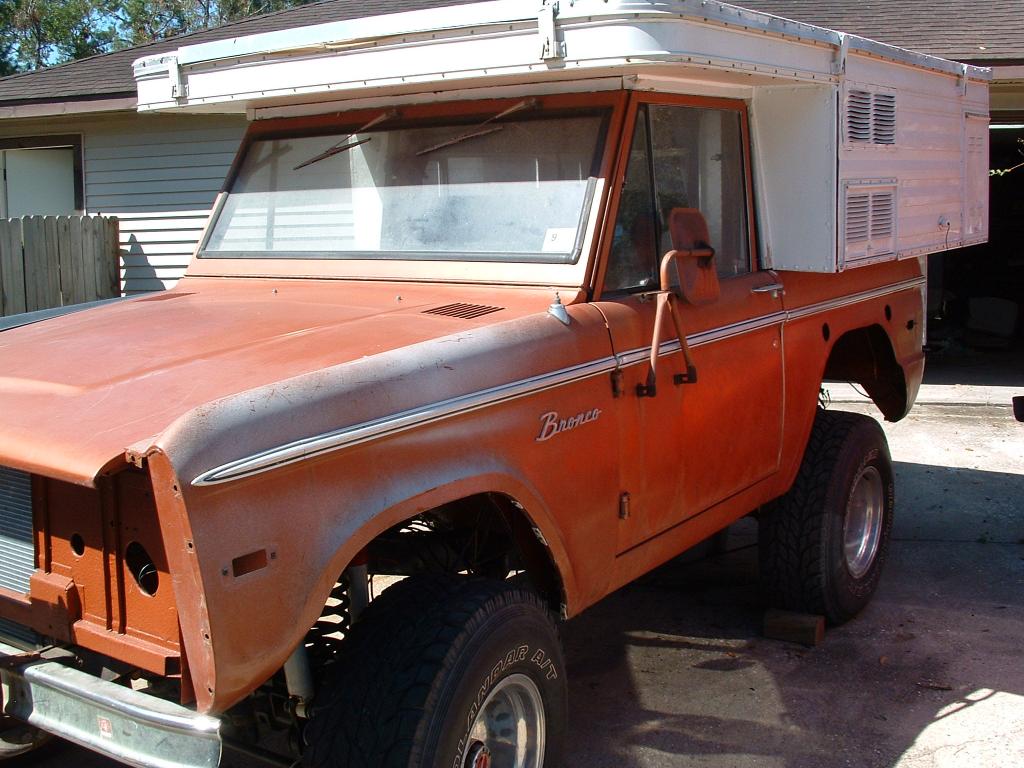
left=0, top=2, right=989, bottom=766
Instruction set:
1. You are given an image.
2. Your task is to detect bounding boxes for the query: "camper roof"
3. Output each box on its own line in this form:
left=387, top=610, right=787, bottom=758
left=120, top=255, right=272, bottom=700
left=133, top=0, right=990, bottom=114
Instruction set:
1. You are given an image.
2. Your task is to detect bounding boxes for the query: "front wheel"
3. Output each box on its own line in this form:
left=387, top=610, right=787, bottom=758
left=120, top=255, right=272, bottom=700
left=759, top=409, right=895, bottom=625
left=0, top=718, right=53, bottom=762
left=303, top=575, right=566, bottom=768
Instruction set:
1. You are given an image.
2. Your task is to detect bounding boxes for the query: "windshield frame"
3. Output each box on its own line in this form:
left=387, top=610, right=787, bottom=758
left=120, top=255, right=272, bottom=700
left=187, top=92, right=627, bottom=287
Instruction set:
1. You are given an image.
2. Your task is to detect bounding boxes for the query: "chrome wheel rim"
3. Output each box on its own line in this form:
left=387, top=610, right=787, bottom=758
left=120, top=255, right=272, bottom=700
left=844, top=465, right=884, bottom=579
left=463, top=673, right=545, bottom=768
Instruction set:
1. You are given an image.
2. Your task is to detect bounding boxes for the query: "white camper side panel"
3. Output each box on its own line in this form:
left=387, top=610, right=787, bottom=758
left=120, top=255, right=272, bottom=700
left=838, top=53, right=989, bottom=269
left=750, top=84, right=837, bottom=273
left=963, top=111, right=989, bottom=245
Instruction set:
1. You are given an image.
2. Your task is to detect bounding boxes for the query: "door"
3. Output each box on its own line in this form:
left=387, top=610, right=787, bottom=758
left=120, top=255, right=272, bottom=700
left=595, top=97, right=786, bottom=554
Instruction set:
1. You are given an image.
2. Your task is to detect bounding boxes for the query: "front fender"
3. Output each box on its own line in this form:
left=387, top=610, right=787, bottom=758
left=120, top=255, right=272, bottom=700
left=140, top=306, right=616, bottom=713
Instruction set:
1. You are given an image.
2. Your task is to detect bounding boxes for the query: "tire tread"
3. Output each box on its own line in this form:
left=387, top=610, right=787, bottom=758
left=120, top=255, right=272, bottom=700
left=303, top=575, right=556, bottom=768
left=760, top=408, right=891, bottom=623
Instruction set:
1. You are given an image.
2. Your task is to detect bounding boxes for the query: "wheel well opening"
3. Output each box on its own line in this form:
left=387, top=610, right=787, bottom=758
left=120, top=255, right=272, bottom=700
left=362, top=493, right=565, bottom=613
left=293, top=495, right=565, bottom=693
left=823, top=324, right=908, bottom=421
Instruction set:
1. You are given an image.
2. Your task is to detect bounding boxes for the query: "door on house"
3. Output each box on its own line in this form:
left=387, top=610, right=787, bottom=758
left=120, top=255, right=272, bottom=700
left=0, top=147, right=77, bottom=217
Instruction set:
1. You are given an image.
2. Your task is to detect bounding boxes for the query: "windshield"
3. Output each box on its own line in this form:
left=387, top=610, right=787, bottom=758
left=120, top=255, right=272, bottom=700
left=202, top=111, right=607, bottom=263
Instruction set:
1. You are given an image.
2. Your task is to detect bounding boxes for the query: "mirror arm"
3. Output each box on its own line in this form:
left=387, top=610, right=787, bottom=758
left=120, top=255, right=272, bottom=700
left=636, top=251, right=702, bottom=398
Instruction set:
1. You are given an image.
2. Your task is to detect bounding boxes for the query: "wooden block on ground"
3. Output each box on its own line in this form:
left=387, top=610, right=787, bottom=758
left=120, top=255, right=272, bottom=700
left=763, top=608, right=825, bottom=647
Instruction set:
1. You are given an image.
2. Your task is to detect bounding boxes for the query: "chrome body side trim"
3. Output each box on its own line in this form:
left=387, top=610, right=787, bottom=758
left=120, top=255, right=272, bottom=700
left=193, top=355, right=619, bottom=486
left=784, top=277, right=924, bottom=321
left=0, top=639, right=221, bottom=768
left=192, top=279, right=923, bottom=487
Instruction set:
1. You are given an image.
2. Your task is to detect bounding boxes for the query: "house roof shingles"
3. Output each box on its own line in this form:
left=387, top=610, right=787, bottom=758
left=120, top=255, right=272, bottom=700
left=736, top=1, right=1024, bottom=62
left=2, top=0, right=1021, bottom=105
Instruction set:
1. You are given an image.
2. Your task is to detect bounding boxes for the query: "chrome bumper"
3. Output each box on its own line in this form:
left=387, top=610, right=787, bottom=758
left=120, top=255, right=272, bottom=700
left=0, top=640, right=221, bottom=768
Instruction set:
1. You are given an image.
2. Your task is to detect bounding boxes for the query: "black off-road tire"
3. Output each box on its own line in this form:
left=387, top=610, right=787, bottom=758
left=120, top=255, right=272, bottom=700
left=303, top=574, right=566, bottom=768
left=0, top=718, right=55, bottom=763
left=759, top=409, right=895, bottom=625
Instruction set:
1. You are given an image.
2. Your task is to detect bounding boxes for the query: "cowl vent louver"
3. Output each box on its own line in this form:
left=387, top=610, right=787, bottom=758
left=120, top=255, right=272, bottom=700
left=422, top=303, right=504, bottom=319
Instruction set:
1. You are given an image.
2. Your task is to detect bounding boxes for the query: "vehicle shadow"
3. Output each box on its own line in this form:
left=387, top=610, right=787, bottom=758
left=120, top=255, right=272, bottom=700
left=561, top=461, right=1024, bottom=768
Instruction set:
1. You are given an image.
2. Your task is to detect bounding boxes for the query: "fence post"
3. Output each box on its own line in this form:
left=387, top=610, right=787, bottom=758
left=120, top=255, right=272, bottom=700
left=23, top=216, right=62, bottom=311
left=104, top=217, right=121, bottom=298
left=0, top=219, right=27, bottom=316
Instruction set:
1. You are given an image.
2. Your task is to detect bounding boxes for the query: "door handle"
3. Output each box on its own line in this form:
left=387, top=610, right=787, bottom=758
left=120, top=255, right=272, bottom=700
left=752, top=282, right=785, bottom=298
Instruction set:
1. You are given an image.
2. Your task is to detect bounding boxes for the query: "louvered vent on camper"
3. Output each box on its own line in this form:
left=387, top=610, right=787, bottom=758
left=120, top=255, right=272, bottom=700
left=843, top=184, right=897, bottom=267
left=846, top=89, right=896, bottom=145
left=845, top=193, right=871, bottom=242
left=847, top=90, right=873, bottom=143
left=872, top=94, right=896, bottom=144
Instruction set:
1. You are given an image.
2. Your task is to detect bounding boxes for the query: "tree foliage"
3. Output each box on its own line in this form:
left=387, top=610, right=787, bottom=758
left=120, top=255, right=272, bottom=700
left=0, top=0, right=315, bottom=75
left=1, top=0, right=115, bottom=72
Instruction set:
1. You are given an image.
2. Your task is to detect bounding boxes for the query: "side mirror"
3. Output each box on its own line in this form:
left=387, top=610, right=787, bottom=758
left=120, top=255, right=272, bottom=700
left=636, top=209, right=719, bottom=397
left=663, top=207, right=720, bottom=305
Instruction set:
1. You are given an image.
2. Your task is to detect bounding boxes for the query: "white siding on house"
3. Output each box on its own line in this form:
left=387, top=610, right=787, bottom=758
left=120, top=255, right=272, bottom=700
left=83, top=115, right=245, bottom=293
left=0, top=112, right=246, bottom=294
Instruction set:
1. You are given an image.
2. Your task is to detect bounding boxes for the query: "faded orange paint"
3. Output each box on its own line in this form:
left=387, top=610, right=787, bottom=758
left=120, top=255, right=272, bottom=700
left=0, top=91, right=926, bottom=715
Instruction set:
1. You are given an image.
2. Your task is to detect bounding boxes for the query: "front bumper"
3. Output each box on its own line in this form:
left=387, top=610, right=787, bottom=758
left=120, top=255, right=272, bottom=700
left=0, top=640, right=220, bottom=768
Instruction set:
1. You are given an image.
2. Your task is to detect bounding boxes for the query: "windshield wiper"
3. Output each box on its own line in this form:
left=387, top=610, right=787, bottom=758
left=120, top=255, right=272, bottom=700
left=415, top=98, right=538, bottom=157
left=293, top=109, right=398, bottom=170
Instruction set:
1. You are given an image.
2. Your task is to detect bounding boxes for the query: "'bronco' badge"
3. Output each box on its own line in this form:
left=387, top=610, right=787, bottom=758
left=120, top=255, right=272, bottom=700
left=535, top=408, right=601, bottom=442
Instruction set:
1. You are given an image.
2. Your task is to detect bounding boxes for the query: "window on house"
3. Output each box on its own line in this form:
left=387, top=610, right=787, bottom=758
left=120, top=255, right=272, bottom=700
left=0, top=135, right=83, bottom=218
left=605, top=103, right=751, bottom=294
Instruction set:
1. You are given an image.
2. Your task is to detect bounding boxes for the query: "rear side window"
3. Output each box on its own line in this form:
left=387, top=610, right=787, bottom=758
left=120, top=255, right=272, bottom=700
left=605, top=103, right=751, bottom=293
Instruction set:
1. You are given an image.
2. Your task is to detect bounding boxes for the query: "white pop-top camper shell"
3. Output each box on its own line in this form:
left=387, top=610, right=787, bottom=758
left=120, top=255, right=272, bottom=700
left=133, top=0, right=990, bottom=274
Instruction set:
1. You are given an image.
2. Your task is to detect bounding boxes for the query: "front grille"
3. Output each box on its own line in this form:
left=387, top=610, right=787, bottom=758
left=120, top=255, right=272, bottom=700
left=0, top=467, right=35, bottom=594
left=0, top=617, right=39, bottom=649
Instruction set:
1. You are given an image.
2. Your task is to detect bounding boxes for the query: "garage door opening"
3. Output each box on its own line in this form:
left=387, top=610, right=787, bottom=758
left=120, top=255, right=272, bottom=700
left=925, top=122, right=1023, bottom=388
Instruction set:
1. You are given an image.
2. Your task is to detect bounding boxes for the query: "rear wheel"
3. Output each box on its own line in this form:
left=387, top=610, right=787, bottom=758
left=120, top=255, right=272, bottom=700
left=759, top=409, right=895, bottom=624
left=303, top=574, right=566, bottom=768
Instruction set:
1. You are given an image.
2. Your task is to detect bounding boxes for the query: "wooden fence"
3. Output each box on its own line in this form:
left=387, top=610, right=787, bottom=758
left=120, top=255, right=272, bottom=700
left=0, top=215, right=120, bottom=317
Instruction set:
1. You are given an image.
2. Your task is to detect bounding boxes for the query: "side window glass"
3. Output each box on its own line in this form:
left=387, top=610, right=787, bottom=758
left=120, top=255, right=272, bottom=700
left=605, top=108, right=658, bottom=293
left=648, top=105, right=750, bottom=278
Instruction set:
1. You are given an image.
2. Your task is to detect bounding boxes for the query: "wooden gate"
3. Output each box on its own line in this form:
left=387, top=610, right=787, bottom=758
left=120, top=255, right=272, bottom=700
left=0, top=215, right=120, bottom=317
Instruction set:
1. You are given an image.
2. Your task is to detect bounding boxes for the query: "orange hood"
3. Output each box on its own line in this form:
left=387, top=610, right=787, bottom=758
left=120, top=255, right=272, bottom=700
left=0, top=277, right=555, bottom=486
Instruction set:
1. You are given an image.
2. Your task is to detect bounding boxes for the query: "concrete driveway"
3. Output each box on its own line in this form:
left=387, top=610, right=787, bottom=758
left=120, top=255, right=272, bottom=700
left=23, top=386, right=1024, bottom=768
left=561, top=387, right=1023, bottom=768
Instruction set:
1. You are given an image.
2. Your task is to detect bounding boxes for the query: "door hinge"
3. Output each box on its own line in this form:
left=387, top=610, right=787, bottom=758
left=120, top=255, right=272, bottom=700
left=618, top=491, right=631, bottom=520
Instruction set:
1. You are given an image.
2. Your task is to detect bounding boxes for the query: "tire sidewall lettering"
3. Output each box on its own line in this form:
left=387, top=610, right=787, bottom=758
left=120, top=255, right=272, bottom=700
left=452, top=642, right=562, bottom=768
